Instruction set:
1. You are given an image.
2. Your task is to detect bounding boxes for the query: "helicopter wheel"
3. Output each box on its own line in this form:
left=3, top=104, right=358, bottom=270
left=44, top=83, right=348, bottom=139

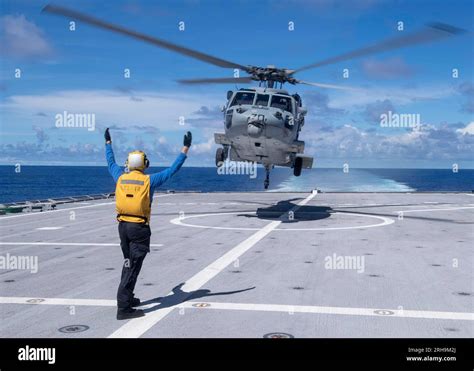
left=264, top=166, right=270, bottom=189
left=215, top=148, right=225, bottom=167
left=293, top=157, right=303, bottom=177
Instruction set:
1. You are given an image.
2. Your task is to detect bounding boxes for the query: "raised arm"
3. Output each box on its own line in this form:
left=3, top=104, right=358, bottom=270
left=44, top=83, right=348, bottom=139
left=149, top=131, right=191, bottom=189
left=104, top=128, right=123, bottom=183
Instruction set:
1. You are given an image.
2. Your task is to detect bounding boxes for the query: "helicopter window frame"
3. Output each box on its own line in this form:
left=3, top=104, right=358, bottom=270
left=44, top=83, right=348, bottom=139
left=255, top=94, right=270, bottom=107
left=270, top=94, right=294, bottom=114
left=230, top=91, right=256, bottom=107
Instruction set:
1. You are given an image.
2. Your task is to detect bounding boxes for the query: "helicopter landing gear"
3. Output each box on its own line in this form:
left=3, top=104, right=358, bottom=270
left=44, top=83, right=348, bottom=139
left=215, top=147, right=226, bottom=167
left=264, top=165, right=271, bottom=189
left=293, top=156, right=303, bottom=177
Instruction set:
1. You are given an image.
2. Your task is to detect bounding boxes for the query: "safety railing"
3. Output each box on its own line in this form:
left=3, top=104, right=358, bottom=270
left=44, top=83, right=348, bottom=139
left=0, top=193, right=115, bottom=215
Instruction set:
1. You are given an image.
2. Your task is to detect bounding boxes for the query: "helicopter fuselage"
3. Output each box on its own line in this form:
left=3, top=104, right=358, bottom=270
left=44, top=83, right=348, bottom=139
left=214, top=87, right=313, bottom=168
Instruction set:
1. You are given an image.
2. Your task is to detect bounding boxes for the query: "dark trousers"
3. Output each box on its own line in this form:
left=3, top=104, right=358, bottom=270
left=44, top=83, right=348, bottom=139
left=117, top=221, right=151, bottom=309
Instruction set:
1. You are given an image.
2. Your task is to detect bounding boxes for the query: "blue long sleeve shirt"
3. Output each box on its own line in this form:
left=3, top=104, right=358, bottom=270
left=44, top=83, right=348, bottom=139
left=105, top=143, right=186, bottom=202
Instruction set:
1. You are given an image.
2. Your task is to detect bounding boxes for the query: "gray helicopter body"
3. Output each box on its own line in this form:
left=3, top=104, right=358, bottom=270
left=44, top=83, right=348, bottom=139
left=214, top=87, right=313, bottom=172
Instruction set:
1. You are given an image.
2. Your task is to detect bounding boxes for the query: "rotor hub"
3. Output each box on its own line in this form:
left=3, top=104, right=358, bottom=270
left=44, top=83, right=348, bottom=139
left=246, top=66, right=296, bottom=85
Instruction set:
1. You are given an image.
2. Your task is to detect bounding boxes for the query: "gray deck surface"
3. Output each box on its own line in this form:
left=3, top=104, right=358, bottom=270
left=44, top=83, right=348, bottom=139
left=0, top=192, right=473, bottom=338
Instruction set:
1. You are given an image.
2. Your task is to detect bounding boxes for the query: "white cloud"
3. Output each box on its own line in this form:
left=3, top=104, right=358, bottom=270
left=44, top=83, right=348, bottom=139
left=0, top=14, right=53, bottom=58
left=303, top=121, right=474, bottom=162
left=2, top=87, right=471, bottom=166
left=158, top=136, right=168, bottom=144
left=2, top=89, right=223, bottom=131
left=192, top=136, right=216, bottom=155
left=456, top=122, right=474, bottom=135
left=329, top=84, right=457, bottom=109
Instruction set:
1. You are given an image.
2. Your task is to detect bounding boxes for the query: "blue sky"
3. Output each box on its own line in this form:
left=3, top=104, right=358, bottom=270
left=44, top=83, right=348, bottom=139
left=0, top=0, right=473, bottom=168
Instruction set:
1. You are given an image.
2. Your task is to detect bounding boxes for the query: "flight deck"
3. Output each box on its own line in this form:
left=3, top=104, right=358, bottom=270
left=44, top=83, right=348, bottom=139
left=0, top=192, right=472, bottom=338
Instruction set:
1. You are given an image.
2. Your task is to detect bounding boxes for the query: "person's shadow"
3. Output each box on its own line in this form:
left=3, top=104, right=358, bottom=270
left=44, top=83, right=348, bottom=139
left=140, top=283, right=255, bottom=313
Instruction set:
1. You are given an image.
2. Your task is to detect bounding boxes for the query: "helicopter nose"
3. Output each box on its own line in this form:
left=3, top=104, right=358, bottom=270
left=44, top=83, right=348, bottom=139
left=247, top=113, right=265, bottom=137
left=247, top=113, right=265, bottom=125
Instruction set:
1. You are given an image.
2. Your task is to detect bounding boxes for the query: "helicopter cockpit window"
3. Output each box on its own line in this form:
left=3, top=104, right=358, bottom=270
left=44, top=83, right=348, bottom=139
left=270, top=95, right=293, bottom=113
left=230, top=92, right=255, bottom=106
left=255, top=94, right=270, bottom=107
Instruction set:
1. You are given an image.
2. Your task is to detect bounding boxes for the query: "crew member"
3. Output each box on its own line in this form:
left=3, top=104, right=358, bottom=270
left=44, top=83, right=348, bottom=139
left=105, top=128, right=192, bottom=320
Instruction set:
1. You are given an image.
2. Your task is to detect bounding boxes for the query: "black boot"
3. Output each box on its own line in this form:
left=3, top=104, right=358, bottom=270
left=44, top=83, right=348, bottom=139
left=117, top=307, right=145, bottom=320
left=131, top=297, right=141, bottom=307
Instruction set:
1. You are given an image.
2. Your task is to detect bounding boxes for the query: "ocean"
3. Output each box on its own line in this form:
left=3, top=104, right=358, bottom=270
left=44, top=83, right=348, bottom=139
left=0, top=166, right=473, bottom=203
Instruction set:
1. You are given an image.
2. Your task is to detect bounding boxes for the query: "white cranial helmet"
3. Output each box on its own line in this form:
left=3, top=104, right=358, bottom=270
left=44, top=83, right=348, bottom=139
left=126, top=151, right=149, bottom=171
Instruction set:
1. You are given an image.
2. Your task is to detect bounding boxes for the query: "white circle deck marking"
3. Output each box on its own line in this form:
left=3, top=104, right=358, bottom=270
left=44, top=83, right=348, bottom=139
left=170, top=211, right=394, bottom=231
left=170, top=212, right=260, bottom=230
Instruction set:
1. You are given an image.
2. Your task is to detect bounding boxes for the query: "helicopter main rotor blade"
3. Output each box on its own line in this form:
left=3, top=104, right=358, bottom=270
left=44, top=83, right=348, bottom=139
left=177, top=77, right=254, bottom=84
left=293, top=22, right=466, bottom=74
left=42, top=4, right=248, bottom=71
left=297, top=80, right=360, bottom=91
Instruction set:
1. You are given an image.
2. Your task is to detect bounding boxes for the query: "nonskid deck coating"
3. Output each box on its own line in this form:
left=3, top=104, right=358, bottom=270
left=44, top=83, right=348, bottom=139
left=0, top=192, right=473, bottom=338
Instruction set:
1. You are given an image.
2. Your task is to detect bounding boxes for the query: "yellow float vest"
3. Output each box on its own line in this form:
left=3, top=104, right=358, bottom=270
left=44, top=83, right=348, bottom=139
left=115, top=171, right=151, bottom=224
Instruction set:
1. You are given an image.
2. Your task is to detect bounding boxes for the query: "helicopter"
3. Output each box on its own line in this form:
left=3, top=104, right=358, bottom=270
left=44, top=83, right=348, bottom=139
left=43, top=4, right=466, bottom=189
left=213, top=85, right=311, bottom=189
